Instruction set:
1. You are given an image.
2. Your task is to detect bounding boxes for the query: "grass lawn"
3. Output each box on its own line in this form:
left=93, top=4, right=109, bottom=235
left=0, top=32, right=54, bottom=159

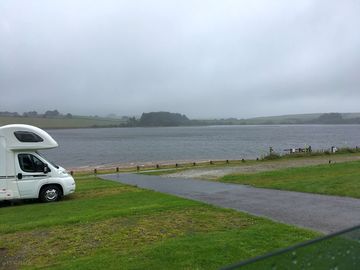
left=0, top=176, right=319, bottom=270
left=220, top=160, right=360, bottom=198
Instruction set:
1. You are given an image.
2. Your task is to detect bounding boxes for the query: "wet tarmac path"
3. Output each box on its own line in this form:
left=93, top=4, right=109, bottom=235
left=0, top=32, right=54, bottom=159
left=100, top=173, right=360, bottom=233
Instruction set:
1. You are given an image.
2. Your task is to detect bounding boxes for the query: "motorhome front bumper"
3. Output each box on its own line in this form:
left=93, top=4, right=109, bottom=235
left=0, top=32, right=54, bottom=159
left=63, top=176, right=76, bottom=195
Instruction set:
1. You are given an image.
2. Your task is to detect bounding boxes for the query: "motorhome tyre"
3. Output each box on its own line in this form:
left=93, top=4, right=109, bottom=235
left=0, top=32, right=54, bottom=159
left=39, top=185, right=62, bottom=202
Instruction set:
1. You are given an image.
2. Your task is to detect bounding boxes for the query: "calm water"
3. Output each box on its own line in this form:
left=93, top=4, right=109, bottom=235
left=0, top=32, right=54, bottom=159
left=43, top=125, right=360, bottom=168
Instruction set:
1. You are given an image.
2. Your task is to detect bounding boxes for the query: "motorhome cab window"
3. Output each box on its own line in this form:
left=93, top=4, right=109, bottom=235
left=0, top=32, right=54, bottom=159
left=18, top=154, right=45, bottom=173
left=14, top=131, right=44, bottom=142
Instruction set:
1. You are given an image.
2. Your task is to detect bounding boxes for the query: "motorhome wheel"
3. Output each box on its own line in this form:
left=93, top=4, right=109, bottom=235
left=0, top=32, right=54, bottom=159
left=40, top=185, right=62, bottom=202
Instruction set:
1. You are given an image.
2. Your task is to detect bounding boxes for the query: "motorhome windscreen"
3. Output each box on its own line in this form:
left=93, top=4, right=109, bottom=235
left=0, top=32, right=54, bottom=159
left=14, top=131, right=44, bottom=142
left=37, top=151, right=59, bottom=169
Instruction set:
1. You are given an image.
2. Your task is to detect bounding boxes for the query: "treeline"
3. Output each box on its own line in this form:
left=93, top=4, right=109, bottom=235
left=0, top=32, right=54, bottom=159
left=0, top=110, right=73, bottom=118
left=120, top=112, right=360, bottom=127
left=122, top=112, right=244, bottom=127
left=122, top=112, right=191, bottom=127
left=2, top=110, right=360, bottom=127
left=131, top=112, right=360, bottom=126
left=309, top=113, right=360, bottom=124
left=221, top=113, right=360, bottom=125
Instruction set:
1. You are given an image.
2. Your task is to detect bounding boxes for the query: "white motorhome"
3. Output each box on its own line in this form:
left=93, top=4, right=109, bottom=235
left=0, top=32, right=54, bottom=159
left=0, top=124, right=75, bottom=202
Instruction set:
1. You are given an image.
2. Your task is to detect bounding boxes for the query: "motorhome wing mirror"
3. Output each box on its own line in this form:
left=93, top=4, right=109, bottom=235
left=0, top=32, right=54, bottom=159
left=43, top=164, right=50, bottom=174
left=17, top=173, right=23, bottom=180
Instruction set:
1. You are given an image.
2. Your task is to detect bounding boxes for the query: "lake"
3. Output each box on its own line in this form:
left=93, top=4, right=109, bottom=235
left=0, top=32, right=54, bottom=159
left=43, top=125, right=360, bottom=168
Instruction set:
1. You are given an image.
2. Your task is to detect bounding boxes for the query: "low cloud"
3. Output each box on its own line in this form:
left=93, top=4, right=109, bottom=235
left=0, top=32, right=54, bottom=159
left=0, top=0, right=359, bottom=118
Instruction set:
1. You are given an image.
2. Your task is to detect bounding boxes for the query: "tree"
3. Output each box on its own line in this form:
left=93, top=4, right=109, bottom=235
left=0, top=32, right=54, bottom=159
left=0, top=111, right=19, bottom=117
left=317, top=113, right=343, bottom=124
left=43, top=110, right=60, bottom=118
left=23, top=111, right=38, bottom=117
left=139, top=112, right=190, bottom=126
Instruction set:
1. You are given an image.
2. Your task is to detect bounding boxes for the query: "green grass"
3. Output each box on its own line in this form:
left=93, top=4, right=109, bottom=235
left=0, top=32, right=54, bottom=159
left=139, top=160, right=258, bottom=176
left=220, top=160, right=360, bottom=198
left=0, top=176, right=319, bottom=270
left=235, top=233, right=360, bottom=269
left=138, top=152, right=360, bottom=177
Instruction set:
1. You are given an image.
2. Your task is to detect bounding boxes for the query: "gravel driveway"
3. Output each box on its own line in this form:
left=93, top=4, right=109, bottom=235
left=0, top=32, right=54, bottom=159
left=167, top=155, right=360, bottom=179
left=101, top=173, right=360, bottom=234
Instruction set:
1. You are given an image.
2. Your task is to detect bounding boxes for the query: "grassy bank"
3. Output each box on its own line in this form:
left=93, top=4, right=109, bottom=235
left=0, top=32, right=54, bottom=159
left=0, top=176, right=319, bottom=270
left=136, top=152, right=360, bottom=178
left=220, top=160, right=360, bottom=198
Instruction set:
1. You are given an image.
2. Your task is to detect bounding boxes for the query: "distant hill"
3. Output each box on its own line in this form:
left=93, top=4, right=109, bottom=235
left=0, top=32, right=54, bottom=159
left=243, top=113, right=323, bottom=125
left=135, top=112, right=360, bottom=126
left=242, top=113, right=360, bottom=125
left=2, top=111, right=360, bottom=129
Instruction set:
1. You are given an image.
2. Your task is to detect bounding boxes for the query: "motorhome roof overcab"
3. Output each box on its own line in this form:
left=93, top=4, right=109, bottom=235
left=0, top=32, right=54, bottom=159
left=0, top=124, right=75, bottom=202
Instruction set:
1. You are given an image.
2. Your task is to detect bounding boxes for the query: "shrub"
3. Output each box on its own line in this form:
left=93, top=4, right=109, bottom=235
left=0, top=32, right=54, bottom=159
left=262, top=153, right=282, bottom=160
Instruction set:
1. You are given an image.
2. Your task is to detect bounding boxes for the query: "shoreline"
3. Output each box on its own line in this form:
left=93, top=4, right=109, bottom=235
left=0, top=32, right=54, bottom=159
left=66, top=152, right=360, bottom=173
left=66, top=159, right=215, bottom=172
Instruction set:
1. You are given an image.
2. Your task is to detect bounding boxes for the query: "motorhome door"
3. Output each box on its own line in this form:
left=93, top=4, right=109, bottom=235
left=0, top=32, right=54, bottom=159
left=0, top=137, right=7, bottom=200
left=15, top=153, right=48, bottom=197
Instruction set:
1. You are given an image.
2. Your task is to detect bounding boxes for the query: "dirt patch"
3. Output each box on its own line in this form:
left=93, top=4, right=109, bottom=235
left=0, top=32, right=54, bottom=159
left=0, top=247, right=18, bottom=270
left=165, top=155, right=360, bottom=179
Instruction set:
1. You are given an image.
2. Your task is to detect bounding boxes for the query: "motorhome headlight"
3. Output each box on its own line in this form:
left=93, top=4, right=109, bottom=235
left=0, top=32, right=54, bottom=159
left=60, top=169, right=70, bottom=176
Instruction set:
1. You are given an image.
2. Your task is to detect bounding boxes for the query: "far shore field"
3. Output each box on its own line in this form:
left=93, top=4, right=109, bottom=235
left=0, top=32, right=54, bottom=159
left=0, top=115, right=123, bottom=129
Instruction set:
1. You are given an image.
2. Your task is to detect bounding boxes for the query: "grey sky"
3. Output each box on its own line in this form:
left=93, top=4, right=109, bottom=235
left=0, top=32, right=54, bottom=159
left=0, top=0, right=359, bottom=118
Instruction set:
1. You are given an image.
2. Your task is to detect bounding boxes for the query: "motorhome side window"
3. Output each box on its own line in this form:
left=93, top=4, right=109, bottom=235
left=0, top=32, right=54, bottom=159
left=14, top=131, right=44, bottom=142
left=18, top=154, right=45, bottom=173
